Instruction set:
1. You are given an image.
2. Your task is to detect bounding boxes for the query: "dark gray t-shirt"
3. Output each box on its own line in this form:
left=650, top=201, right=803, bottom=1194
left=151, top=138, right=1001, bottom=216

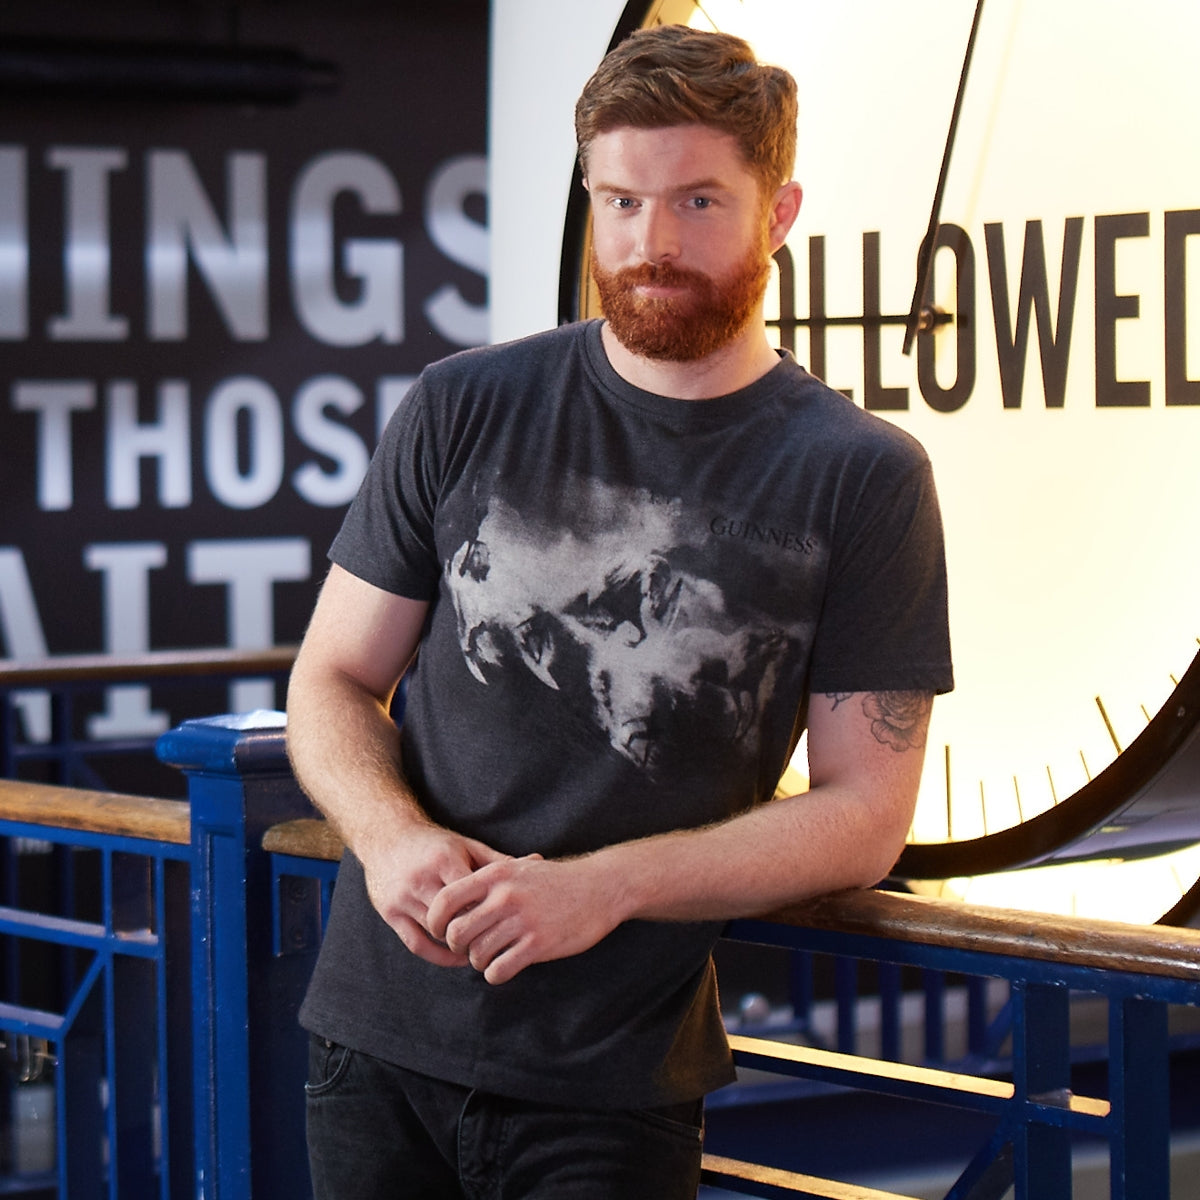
left=300, top=319, right=953, bottom=1108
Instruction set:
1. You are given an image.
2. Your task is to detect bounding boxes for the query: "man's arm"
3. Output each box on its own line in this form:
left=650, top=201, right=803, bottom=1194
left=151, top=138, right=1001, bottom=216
left=286, top=563, right=505, bottom=967
left=427, top=689, right=932, bottom=984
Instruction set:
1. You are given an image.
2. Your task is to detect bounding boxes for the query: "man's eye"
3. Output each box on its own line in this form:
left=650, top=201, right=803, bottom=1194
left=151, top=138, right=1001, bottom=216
left=689, top=196, right=713, bottom=209
left=611, top=197, right=636, bottom=209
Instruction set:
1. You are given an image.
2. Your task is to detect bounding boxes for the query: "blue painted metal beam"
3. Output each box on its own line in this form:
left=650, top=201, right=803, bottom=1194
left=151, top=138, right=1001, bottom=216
left=157, top=710, right=317, bottom=1200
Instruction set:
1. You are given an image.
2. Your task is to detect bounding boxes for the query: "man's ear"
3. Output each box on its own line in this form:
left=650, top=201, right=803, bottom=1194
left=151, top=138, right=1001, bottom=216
left=767, top=181, right=803, bottom=252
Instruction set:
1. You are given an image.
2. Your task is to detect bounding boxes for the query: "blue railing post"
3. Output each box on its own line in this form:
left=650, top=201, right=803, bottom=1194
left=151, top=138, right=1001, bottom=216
left=1010, top=980, right=1073, bottom=1197
left=157, top=710, right=317, bottom=1200
left=1109, top=995, right=1170, bottom=1198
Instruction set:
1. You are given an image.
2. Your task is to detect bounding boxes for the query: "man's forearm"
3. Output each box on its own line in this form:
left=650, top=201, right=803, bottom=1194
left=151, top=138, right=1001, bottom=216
left=431, top=776, right=916, bottom=986
left=285, top=573, right=511, bottom=968
left=591, top=781, right=913, bottom=927
left=285, top=660, right=430, bottom=860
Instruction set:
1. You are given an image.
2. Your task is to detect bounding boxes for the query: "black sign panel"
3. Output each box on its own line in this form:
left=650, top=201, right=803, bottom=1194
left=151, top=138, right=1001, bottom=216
left=0, top=2, right=489, bottom=740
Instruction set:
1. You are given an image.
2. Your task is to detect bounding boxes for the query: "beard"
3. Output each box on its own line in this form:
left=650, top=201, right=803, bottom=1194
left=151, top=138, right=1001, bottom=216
left=591, top=239, right=772, bottom=363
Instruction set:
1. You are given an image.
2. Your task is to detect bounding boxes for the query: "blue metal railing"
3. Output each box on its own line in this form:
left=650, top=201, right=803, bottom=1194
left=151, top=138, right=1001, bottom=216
left=0, top=649, right=295, bottom=790
left=0, top=711, right=318, bottom=1199
left=0, top=710, right=1198, bottom=1198
left=262, top=820, right=1200, bottom=1196
left=155, top=712, right=317, bottom=1200
left=702, top=898, right=1200, bottom=1198
left=0, top=787, right=192, bottom=1198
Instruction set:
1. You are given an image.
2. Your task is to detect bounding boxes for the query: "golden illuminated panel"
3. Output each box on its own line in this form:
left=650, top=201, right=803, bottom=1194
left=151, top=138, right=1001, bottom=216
left=566, top=0, right=1200, bottom=922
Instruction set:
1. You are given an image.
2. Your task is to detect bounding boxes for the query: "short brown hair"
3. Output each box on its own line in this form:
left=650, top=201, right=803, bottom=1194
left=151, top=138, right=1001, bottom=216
left=574, top=24, right=797, bottom=195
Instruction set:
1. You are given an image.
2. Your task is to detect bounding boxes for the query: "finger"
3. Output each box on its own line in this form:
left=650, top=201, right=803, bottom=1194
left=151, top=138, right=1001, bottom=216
left=432, top=849, right=484, bottom=890
left=462, top=837, right=510, bottom=868
left=392, top=914, right=470, bottom=968
left=426, top=872, right=490, bottom=940
left=443, top=897, right=506, bottom=954
left=482, top=938, right=532, bottom=985
left=466, top=922, right=523, bottom=978
left=440, top=861, right=532, bottom=951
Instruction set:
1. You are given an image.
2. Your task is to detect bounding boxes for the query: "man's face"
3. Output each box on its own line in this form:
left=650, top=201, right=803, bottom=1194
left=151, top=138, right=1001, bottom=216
left=585, top=124, right=774, bottom=362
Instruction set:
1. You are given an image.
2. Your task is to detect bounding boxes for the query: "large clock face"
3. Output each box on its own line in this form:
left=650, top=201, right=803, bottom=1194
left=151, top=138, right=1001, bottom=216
left=565, top=0, right=1200, bottom=921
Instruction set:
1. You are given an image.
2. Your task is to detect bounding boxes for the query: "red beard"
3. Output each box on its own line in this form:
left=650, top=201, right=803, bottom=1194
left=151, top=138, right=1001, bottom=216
left=591, top=242, right=771, bottom=363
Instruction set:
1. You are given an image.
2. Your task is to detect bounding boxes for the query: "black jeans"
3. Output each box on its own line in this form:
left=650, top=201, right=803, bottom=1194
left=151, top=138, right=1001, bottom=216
left=305, top=1036, right=705, bottom=1200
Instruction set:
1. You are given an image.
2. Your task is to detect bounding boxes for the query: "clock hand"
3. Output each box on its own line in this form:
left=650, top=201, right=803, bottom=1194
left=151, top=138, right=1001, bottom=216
left=902, top=0, right=987, bottom=355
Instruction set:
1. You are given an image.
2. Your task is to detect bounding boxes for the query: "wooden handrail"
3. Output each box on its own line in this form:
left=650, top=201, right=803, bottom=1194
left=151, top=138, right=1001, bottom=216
left=0, top=646, right=298, bottom=687
left=263, top=816, right=344, bottom=861
left=762, top=888, right=1200, bottom=984
left=0, top=778, right=190, bottom=844
left=262, top=817, right=1200, bottom=985
left=7, top=788, right=1191, bottom=986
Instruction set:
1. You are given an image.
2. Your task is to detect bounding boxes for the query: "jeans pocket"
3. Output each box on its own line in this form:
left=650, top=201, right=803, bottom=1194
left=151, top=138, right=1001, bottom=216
left=305, top=1035, right=354, bottom=1097
left=629, top=1099, right=704, bottom=1143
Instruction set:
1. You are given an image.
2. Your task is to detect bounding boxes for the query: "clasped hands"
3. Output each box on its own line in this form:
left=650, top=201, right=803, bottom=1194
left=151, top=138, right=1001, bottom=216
left=363, top=823, right=622, bottom=986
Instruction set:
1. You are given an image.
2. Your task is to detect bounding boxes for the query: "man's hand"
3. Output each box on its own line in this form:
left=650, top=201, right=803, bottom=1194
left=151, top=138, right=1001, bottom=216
left=425, top=853, right=623, bottom=985
left=361, top=824, right=510, bottom=968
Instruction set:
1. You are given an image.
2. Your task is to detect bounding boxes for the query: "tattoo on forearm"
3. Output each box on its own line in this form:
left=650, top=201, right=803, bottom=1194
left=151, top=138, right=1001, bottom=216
left=825, top=690, right=933, bottom=752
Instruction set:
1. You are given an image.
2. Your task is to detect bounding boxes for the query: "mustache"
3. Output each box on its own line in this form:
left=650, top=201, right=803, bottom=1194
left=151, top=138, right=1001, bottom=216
left=610, top=261, right=711, bottom=289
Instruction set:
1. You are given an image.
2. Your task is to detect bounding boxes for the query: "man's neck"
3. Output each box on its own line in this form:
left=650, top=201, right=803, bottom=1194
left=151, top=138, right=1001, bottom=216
left=600, top=321, right=781, bottom=401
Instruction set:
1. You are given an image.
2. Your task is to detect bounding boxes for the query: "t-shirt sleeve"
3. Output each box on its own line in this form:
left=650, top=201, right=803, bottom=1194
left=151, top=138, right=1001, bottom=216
left=327, top=376, right=442, bottom=600
left=808, top=451, right=954, bottom=696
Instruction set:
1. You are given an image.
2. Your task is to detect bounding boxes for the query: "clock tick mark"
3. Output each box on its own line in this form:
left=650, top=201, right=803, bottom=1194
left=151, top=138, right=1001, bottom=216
left=1095, top=696, right=1122, bottom=754
left=944, top=744, right=953, bottom=840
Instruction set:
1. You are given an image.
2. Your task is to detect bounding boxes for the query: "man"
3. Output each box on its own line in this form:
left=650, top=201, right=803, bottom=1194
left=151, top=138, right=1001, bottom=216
left=287, top=23, right=952, bottom=1200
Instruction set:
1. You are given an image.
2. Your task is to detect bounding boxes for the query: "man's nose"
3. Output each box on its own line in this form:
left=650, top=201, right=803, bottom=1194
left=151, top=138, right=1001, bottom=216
left=637, top=205, right=681, bottom=262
